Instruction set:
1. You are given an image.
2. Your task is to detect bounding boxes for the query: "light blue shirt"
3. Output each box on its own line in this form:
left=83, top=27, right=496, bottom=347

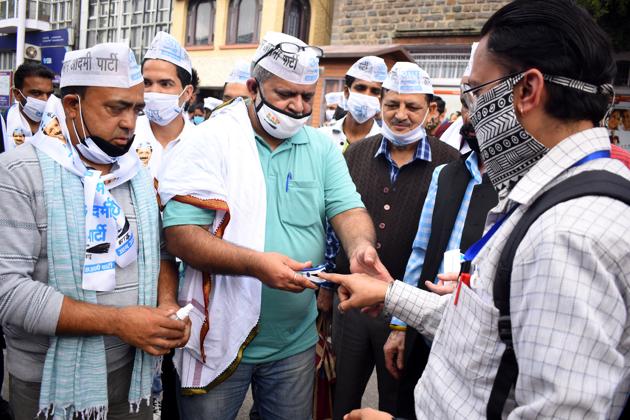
left=391, top=152, right=482, bottom=327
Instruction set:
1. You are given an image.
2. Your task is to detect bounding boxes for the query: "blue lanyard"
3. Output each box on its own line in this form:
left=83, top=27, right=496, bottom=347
left=463, top=150, right=611, bottom=263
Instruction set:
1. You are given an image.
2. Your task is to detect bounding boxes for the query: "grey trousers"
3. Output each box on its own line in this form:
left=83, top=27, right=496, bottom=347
left=9, top=363, right=152, bottom=420
left=332, top=294, right=399, bottom=420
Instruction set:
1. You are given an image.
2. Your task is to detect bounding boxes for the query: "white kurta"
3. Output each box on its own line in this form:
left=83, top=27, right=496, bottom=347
left=318, top=116, right=382, bottom=153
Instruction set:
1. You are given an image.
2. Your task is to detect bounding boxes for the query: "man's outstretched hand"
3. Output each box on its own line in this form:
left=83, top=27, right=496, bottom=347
left=317, top=271, right=391, bottom=313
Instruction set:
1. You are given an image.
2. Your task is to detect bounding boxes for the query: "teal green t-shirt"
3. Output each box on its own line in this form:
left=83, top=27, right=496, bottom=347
left=162, top=126, right=363, bottom=363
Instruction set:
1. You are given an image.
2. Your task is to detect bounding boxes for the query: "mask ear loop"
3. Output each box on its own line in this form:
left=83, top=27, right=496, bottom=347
left=74, top=95, right=91, bottom=145
left=600, top=84, right=615, bottom=128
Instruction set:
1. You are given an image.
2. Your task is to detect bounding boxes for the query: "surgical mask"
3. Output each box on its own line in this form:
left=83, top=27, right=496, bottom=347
left=254, top=81, right=310, bottom=139
left=381, top=110, right=429, bottom=147
left=144, top=89, right=187, bottom=126
left=18, top=90, right=46, bottom=122
left=346, top=92, right=380, bottom=124
left=325, top=109, right=335, bottom=121
left=470, top=73, right=547, bottom=198
left=192, top=115, right=205, bottom=125
left=72, top=96, right=133, bottom=165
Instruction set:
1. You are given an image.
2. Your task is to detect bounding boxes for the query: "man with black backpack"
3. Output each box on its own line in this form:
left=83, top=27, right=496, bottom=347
left=318, top=1, right=630, bottom=419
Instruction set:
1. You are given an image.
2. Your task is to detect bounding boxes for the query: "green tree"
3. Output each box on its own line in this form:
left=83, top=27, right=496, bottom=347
left=576, top=0, right=630, bottom=51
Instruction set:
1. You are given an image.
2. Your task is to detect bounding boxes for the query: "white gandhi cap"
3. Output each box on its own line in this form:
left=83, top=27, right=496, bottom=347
left=144, top=31, right=192, bottom=75
left=60, top=42, right=143, bottom=89
left=382, top=62, right=434, bottom=95
left=251, top=31, right=320, bottom=85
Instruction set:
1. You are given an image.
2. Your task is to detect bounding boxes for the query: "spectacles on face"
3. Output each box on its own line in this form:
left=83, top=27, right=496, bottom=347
left=461, top=71, right=522, bottom=111
left=253, top=42, right=324, bottom=69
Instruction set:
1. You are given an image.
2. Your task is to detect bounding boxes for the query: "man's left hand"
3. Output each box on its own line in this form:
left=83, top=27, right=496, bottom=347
left=158, top=301, right=192, bottom=348
left=349, top=244, right=393, bottom=283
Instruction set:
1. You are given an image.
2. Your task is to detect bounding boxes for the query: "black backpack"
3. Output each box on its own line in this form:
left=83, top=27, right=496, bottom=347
left=488, top=170, right=630, bottom=419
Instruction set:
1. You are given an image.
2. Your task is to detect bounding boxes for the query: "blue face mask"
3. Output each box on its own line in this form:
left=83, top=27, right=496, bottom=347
left=192, top=115, right=205, bottom=125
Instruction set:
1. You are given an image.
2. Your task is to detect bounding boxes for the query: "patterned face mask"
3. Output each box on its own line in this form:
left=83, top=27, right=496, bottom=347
left=470, top=72, right=614, bottom=199
left=470, top=73, right=548, bottom=199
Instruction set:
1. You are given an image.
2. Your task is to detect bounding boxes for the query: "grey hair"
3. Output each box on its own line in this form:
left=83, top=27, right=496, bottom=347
left=251, top=65, right=275, bottom=83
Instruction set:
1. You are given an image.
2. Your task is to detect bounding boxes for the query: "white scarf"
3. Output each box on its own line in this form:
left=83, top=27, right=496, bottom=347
left=132, top=114, right=192, bottom=180
left=158, top=98, right=266, bottom=390
left=30, top=95, right=140, bottom=291
left=4, top=103, right=33, bottom=151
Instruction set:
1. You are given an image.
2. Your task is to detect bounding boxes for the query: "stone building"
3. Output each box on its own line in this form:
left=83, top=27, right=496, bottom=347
left=328, top=0, right=511, bottom=114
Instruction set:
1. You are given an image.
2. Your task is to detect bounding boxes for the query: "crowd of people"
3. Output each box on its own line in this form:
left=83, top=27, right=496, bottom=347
left=0, top=0, right=629, bottom=419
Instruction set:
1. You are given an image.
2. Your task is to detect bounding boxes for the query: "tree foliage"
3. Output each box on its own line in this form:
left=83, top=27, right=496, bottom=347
left=576, top=0, right=630, bottom=51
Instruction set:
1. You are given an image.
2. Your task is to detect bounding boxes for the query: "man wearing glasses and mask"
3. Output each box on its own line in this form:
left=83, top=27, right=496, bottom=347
left=318, top=1, right=630, bottom=419
left=159, top=31, right=382, bottom=419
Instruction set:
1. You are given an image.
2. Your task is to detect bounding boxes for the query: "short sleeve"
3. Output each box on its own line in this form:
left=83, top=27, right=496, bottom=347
left=162, top=200, right=216, bottom=228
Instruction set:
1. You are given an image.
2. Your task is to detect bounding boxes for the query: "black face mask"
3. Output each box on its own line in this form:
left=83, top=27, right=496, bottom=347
left=460, top=122, right=480, bottom=156
left=82, top=117, right=134, bottom=158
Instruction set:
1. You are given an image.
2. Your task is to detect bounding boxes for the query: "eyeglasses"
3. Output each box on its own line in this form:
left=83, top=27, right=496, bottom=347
left=253, top=42, right=324, bottom=69
left=461, top=71, right=522, bottom=111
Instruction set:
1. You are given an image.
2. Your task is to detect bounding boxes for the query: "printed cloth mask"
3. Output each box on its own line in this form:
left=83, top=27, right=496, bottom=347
left=382, top=109, right=429, bottom=147
left=470, top=73, right=548, bottom=198
left=144, top=89, right=187, bottom=126
left=346, top=92, right=380, bottom=124
left=72, top=96, right=133, bottom=165
left=254, top=81, right=310, bottom=139
left=18, top=90, right=47, bottom=122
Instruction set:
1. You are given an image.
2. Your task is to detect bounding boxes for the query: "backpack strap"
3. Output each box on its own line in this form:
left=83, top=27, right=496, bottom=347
left=487, top=170, right=630, bottom=419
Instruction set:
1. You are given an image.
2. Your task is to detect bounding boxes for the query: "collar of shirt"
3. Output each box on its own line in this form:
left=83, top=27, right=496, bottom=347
left=331, top=116, right=345, bottom=135
left=254, top=126, right=311, bottom=151
left=374, top=135, right=432, bottom=165
left=505, top=127, right=611, bottom=209
left=465, top=151, right=483, bottom=184
left=332, top=116, right=382, bottom=138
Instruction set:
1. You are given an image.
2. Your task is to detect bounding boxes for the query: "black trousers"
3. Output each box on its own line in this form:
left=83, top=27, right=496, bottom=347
left=332, top=294, right=399, bottom=420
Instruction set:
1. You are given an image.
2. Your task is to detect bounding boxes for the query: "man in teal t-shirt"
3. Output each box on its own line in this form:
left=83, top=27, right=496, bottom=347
left=159, top=32, right=386, bottom=420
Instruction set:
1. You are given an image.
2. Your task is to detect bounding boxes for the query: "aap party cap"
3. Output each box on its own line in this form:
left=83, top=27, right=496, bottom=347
left=382, top=62, right=433, bottom=95
left=346, top=56, right=388, bottom=83
left=226, top=59, right=251, bottom=85
left=325, top=91, right=344, bottom=106
left=251, top=31, right=320, bottom=85
left=60, top=43, right=143, bottom=89
left=144, top=31, right=192, bottom=75
left=204, top=97, right=223, bottom=111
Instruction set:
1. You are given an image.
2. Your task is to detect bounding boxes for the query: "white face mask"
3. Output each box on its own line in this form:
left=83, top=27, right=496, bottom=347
left=346, top=92, right=380, bottom=124
left=381, top=109, right=429, bottom=147
left=144, top=89, right=187, bottom=126
left=325, top=109, right=335, bottom=121
left=18, top=90, right=47, bottom=122
left=254, top=83, right=310, bottom=140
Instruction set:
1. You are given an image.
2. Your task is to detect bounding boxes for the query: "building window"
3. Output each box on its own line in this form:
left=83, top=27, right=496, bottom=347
left=282, top=0, right=310, bottom=42
left=187, top=0, right=215, bottom=46
left=86, top=0, right=173, bottom=60
left=411, top=52, right=470, bottom=80
left=226, top=0, right=262, bottom=45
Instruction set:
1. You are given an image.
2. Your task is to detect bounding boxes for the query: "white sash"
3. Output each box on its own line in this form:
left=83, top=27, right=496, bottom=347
left=158, top=98, right=266, bottom=389
left=4, top=103, right=33, bottom=151
left=30, top=95, right=139, bottom=291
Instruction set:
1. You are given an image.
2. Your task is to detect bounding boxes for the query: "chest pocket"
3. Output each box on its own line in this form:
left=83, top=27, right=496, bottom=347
left=278, top=180, right=321, bottom=227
